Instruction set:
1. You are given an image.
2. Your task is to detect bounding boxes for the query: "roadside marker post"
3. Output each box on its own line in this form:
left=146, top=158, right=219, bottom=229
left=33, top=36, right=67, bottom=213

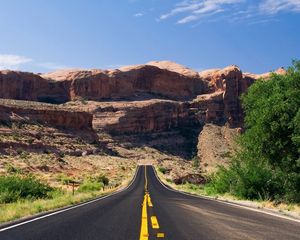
left=68, top=180, right=80, bottom=195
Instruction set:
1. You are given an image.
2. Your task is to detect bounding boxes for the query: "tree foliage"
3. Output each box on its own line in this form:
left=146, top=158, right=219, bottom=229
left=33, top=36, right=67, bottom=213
left=209, top=61, right=300, bottom=202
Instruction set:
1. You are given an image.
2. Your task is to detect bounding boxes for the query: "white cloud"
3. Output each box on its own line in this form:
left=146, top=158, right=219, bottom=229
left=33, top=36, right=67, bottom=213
left=134, top=12, right=144, bottom=17
left=105, top=64, right=128, bottom=69
left=260, top=0, right=300, bottom=14
left=177, top=8, right=224, bottom=24
left=160, top=0, right=244, bottom=23
left=159, top=0, right=300, bottom=25
left=0, top=54, right=32, bottom=70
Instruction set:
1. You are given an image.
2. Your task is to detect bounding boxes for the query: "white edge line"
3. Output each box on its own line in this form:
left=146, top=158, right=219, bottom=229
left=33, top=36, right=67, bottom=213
left=152, top=166, right=300, bottom=224
left=0, top=166, right=141, bottom=232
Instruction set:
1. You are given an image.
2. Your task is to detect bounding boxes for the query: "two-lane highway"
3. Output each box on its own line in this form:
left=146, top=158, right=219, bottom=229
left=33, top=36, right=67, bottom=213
left=0, top=166, right=300, bottom=240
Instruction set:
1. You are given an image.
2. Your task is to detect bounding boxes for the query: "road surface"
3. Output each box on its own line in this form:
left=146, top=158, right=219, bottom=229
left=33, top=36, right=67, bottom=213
left=0, top=165, right=299, bottom=240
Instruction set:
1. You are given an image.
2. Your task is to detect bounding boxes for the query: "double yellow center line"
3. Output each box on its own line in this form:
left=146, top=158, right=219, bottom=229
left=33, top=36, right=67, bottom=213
left=139, top=166, right=164, bottom=240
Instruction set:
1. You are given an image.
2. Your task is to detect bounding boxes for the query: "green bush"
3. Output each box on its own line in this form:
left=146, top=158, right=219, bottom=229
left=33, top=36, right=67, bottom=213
left=158, top=167, right=167, bottom=174
left=5, top=164, right=22, bottom=174
left=56, top=174, right=73, bottom=185
left=96, top=175, right=109, bottom=186
left=0, top=175, right=53, bottom=203
left=209, top=60, right=300, bottom=203
left=77, top=181, right=104, bottom=192
left=207, top=157, right=282, bottom=200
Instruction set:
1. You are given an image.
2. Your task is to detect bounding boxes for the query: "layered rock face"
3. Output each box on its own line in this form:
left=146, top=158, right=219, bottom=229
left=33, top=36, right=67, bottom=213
left=6, top=64, right=204, bottom=102
left=0, top=99, right=93, bottom=130
left=0, top=70, right=70, bottom=103
left=93, top=100, right=189, bottom=134
left=57, top=65, right=205, bottom=101
left=0, top=61, right=285, bottom=133
left=199, top=66, right=252, bottom=127
left=1, top=62, right=280, bottom=129
left=198, top=65, right=285, bottom=127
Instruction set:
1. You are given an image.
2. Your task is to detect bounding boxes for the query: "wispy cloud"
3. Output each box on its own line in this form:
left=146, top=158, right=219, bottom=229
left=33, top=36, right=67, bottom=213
left=134, top=12, right=144, bottom=17
left=0, top=54, right=69, bottom=72
left=105, top=64, right=127, bottom=69
left=0, top=54, right=32, bottom=70
left=160, top=0, right=244, bottom=24
left=159, top=0, right=300, bottom=25
left=259, top=0, right=300, bottom=14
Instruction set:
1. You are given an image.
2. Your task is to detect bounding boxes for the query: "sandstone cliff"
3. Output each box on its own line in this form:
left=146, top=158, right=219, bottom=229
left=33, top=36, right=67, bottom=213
left=1, top=62, right=282, bottom=128
left=0, top=99, right=93, bottom=130
left=65, top=99, right=191, bottom=135
left=41, top=64, right=206, bottom=101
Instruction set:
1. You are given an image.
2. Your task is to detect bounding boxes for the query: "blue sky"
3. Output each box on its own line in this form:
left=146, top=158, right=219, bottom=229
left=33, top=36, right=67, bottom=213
left=0, top=0, right=299, bottom=73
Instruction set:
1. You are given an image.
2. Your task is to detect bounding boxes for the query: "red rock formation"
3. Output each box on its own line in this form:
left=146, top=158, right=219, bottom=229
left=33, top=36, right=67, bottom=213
left=71, top=100, right=190, bottom=134
left=189, top=92, right=225, bottom=125
left=0, top=99, right=93, bottom=130
left=41, top=65, right=206, bottom=101
left=0, top=70, right=70, bottom=103
left=0, top=62, right=286, bottom=129
left=198, top=66, right=285, bottom=127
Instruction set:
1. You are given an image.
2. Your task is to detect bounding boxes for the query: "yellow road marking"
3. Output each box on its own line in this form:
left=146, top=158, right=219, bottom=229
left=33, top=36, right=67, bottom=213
left=147, top=193, right=153, bottom=207
left=157, top=232, right=165, bottom=238
left=139, top=193, right=149, bottom=240
left=144, top=166, right=148, bottom=191
left=140, top=166, right=164, bottom=239
left=140, top=167, right=149, bottom=240
left=150, top=216, right=160, bottom=229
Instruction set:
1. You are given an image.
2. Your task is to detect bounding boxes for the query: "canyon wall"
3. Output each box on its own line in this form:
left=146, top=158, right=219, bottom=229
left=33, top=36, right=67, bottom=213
left=0, top=62, right=286, bottom=173
left=91, top=100, right=190, bottom=134
left=0, top=99, right=93, bottom=130
left=0, top=62, right=285, bottom=133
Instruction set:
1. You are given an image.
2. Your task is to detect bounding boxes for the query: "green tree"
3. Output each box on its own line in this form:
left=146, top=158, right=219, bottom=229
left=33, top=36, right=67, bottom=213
left=210, top=60, right=300, bottom=202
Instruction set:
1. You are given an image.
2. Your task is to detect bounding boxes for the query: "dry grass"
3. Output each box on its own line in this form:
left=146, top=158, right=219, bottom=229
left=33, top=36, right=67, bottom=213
left=0, top=167, right=136, bottom=224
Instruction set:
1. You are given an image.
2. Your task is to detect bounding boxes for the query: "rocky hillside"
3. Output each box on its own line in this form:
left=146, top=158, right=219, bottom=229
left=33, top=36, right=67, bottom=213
left=0, top=61, right=285, bottom=177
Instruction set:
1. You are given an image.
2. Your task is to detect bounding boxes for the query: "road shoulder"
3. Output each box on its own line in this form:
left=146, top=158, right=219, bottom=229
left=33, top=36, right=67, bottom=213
left=153, top=166, right=300, bottom=223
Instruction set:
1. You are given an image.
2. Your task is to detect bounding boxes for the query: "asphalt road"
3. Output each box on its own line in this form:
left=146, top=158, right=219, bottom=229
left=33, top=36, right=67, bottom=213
left=0, top=165, right=299, bottom=240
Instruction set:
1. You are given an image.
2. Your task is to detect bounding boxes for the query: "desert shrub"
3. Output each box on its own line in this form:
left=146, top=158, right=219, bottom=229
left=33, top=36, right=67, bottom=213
left=26, top=138, right=34, bottom=144
left=16, top=148, right=23, bottom=155
left=158, top=167, right=167, bottom=174
left=78, top=181, right=104, bottom=192
left=58, top=151, right=65, bottom=158
left=5, top=164, right=23, bottom=174
left=56, top=174, right=73, bottom=185
left=43, top=149, right=51, bottom=154
left=0, top=175, right=53, bottom=203
left=20, top=151, right=29, bottom=159
left=96, top=175, right=109, bottom=186
left=86, top=174, right=109, bottom=186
